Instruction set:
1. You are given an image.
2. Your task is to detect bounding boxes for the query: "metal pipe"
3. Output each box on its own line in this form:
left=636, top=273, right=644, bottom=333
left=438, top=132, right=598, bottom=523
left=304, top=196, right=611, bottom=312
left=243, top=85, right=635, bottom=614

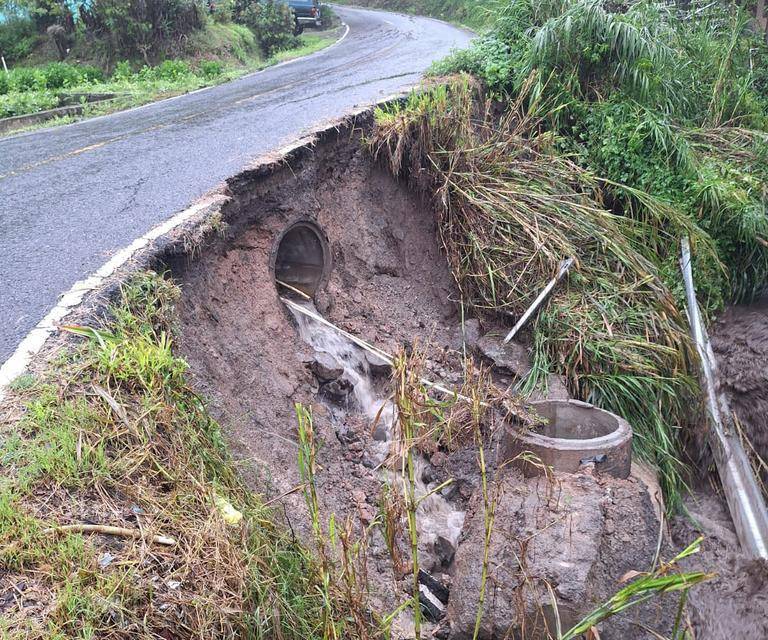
left=680, top=237, right=768, bottom=559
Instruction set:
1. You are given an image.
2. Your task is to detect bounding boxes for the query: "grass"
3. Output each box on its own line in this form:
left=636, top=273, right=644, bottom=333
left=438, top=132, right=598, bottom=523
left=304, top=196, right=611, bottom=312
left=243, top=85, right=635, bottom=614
left=333, top=0, right=501, bottom=30
left=370, top=0, right=768, bottom=511
left=0, top=29, right=341, bottom=135
left=0, top=272, right=330, bottom=639
left=371, top=79, right=704, bottom=509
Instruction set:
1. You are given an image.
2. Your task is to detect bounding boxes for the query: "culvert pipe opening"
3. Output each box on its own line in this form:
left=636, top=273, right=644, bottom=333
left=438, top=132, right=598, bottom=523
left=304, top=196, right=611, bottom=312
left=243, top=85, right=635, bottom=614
left=273, top=221, right=330, bottom=298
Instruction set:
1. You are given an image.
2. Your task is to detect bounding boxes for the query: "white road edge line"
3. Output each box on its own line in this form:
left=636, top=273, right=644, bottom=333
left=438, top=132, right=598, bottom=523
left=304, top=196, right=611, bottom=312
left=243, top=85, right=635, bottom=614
left=0, top=194, right=224, bottom=402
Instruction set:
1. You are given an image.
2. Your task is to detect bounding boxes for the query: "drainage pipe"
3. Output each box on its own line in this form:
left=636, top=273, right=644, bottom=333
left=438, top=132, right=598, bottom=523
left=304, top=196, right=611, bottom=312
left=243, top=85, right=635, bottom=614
left=680, top=237, right=768, bottom=559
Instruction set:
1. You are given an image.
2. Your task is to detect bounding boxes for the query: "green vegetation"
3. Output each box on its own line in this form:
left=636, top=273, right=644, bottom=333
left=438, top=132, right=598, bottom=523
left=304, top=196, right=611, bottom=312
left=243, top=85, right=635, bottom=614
left=0, top=272, right=337, bottom=638
left=334, top=0, right=501, bottom=30
left=0, top=30, right=336, bottom=123
left=0, top=1, right=340, bottom=126
left=372, top=0, right=768, bottom=509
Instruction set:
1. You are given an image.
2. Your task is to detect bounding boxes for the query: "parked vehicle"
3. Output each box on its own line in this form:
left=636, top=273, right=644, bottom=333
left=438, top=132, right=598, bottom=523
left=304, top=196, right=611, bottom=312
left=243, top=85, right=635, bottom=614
left=287, top=0, right=322, bottom=33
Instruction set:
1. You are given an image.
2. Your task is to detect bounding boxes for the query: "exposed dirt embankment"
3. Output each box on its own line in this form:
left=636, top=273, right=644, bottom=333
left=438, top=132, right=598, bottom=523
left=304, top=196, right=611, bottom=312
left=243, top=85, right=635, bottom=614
left=161, top=118, right=688, bottom=638
left=169, top=119, right=466, bottom=614
left=711, top=297, right=768, bottom=471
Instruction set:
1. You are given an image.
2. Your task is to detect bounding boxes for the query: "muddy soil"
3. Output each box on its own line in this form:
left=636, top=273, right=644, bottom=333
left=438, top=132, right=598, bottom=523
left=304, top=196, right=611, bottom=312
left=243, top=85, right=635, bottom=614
left=711, top=297, right=768, bottom=474
left=170, top=124, right=479, bottom=621
left=671, top=487, right=768, bottom=640
left=673, top=298, right=768, bottom=640
left=165, top=122, right=750, bottom=638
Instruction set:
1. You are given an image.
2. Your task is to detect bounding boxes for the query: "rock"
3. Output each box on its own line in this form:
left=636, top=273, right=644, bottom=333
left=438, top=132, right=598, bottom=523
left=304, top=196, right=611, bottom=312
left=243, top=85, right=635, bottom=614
left=461, top=318, right=482, bottom=348
left=372, top=421, right=390, bottom=442
left=322, top=377, right=353, bottom=401
left=445, top=470, right=674, bottom=640
left=311, top=352, right=344, bottom=381
left=475, top=334, right=531, bottom=377
left=419, top=584, right=446, bottom=622
left=434, top=535, right=456, bottom=568
left=359, top=504, right=376, bottom=525
left=529, top=373, right=572, bottom=401
left=419, top=569, right=450, bottom=604
left=365, top=351, right=392, bottom=376
left=315, top=291, right=333, bottom=316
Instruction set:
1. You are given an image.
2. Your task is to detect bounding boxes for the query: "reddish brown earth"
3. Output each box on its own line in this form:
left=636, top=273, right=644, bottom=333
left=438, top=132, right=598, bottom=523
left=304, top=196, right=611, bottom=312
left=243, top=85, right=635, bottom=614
left=165, top=123, right=764, bottom=639
left=711, top=297, right=768, bottom=477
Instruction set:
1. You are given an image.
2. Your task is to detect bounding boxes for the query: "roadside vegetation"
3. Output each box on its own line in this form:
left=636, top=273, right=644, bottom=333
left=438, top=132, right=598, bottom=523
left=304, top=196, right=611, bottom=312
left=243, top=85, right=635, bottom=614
left=334, top=0, right=500, bottom=29
left=372, top=0, right=768, bottom=508
left=0, top=273, right=340, bottom=638
left=0, top=0, right=340, bottom=124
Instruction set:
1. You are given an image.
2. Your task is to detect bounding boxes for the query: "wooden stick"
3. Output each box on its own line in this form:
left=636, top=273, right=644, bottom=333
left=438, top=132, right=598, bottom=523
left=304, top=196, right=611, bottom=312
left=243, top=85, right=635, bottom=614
left=42, top=524, right=176, bottom=546
left=680, top=236, right=768, bottom=559
left=503, top=258, right=574, bottom=344
left=275, top=279, right=311, bottom=300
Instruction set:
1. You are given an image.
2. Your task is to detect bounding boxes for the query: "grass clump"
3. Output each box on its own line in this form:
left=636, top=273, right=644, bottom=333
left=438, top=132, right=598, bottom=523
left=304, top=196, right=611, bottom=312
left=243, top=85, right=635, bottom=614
left=371, top=80, right=704, bottom=508
left=0, top=271, right=333, bottom=639
left=372, top=0, right=768, bottom=509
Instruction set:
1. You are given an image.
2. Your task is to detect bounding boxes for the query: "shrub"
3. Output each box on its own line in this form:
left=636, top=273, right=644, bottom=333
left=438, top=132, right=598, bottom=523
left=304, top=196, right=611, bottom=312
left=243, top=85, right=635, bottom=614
left=0, top=73, right=8, bottom=96
left=320, top=4, right=338, bottom=28
left=112, top=60, right=134, bottom=81
left=239, top=0, right=297, bottom=56
left=79, top=65, right=105, bottom=83
left=0, top=17, right=38, bottom=64
left=39, top=62, right=82, bottom=89
left=0, top=90, right=58, bottom=118
left=149, top=58, right=193, bottom=81
left=83, top=0, right=204, bottom=61
left=199, top=59, right=224, bottom=78
left=211, top=0, right=235, bottom=22
left=8, top=67, right=41, bottom=92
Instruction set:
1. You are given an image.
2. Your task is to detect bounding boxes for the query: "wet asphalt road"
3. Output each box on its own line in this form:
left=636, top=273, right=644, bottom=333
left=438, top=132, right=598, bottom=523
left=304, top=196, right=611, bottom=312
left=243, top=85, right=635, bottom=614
left=0, top=6, right=471, bottom=364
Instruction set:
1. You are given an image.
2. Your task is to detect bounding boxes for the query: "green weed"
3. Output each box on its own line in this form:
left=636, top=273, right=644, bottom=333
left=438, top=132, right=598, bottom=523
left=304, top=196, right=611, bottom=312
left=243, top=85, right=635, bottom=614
left=0, top=271, right=330, bottom=638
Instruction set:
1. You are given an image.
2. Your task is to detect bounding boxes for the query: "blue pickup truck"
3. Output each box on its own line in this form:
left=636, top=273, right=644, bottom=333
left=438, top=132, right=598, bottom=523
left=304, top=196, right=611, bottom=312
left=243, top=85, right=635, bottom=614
left=287, top=0, right=322, bottom=33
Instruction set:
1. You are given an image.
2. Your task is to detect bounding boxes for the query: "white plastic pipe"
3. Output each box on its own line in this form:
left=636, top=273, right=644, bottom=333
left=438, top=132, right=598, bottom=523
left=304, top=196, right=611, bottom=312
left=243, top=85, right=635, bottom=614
left=680, top=237, right=768, bottom=559
left=503, top=258, right=574, bottom=344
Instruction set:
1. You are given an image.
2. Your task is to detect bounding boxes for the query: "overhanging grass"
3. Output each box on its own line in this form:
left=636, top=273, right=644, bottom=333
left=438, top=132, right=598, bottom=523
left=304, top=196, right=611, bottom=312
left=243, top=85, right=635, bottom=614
left=371, top=79, right=705, bottom=509
left=0, top=272, right=327, bottom=639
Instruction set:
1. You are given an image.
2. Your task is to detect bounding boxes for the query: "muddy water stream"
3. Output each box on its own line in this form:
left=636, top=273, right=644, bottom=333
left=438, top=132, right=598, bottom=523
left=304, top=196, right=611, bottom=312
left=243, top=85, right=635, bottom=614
left=287, top=299, right=465, bottom=569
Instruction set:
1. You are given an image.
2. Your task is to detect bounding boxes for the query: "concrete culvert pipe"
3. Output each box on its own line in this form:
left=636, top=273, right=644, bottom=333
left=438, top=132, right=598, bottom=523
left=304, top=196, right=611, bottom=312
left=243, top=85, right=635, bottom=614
left=273, top=221, right=330, bottom=297
left=503, top=399, right=633, bottom=478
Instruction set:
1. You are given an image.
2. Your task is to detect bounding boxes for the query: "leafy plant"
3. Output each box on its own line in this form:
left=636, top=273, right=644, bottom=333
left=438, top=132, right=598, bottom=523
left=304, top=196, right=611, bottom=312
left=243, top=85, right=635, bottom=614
left=559, top=537, right=713, bottom=639
left=239, top=0, right=298, bottom=56
left=0, top=16, right=38, bottom=63
left=199, top=59, right=224, bottom=78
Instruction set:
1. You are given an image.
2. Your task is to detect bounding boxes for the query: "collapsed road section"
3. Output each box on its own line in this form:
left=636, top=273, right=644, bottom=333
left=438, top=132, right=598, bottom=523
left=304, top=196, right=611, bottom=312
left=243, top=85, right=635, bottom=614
left=163, top=113, right=726, bottom=639
left=2, top=109, right=766, bottom=639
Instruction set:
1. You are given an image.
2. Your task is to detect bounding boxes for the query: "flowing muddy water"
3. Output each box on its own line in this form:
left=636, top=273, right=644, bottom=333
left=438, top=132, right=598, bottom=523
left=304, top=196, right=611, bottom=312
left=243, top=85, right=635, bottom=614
left=287, top=299, right=466, bottom=569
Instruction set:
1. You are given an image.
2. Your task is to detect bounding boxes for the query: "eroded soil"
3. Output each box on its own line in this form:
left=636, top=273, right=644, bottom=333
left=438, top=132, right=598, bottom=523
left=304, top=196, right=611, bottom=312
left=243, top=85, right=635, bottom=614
left=166, top=122, right=764, bottom=639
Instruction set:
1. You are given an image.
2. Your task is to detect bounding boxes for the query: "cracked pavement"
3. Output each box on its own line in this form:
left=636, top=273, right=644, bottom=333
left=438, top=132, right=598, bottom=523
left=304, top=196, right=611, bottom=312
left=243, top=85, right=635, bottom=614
left=0, top=6, right=471, bottom=363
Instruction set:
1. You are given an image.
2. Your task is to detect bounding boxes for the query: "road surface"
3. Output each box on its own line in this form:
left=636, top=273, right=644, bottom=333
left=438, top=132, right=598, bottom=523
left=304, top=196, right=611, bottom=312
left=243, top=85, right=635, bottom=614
left=0, top=6, right=471, bottom=364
